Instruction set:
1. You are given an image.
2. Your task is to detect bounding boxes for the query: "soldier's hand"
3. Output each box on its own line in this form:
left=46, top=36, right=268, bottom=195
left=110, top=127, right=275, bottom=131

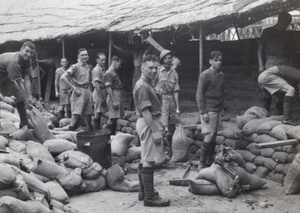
left=55, top=92, right=59, bottom=97
left=258, top=65, right=265, bottom=74
left=152, top=131, right=162, bottom=144
left=73, top=88, right=81, bottom=96
left=112, top=101, right=119, bottom=109
left=202, top=113, right=209, bottom=123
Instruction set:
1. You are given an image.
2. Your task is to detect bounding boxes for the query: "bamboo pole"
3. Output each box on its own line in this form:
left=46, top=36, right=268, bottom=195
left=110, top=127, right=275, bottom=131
left=255, top=139, right=300, bottom=149
left=62, top=38, right=65, bottom=58
left=35, top=52, right=41, bottom=100
left=199, top=24, right=203, bottom=73
left=108, top=33, right=112, bottom=66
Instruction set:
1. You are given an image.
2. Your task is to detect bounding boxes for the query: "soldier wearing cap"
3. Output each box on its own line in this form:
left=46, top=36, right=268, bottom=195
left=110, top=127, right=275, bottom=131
left=104, top=56, right=124, bottom=135
left=154, top=49, right=180, bottom=157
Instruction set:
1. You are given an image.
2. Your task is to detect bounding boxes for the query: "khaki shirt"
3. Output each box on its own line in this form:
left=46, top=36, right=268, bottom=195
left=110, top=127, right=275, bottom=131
left=154, top=66, right=180, bottom=95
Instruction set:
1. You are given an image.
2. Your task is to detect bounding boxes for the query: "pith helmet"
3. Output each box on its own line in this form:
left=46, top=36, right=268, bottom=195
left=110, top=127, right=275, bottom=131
left=159, top=49, right=172, bottom=63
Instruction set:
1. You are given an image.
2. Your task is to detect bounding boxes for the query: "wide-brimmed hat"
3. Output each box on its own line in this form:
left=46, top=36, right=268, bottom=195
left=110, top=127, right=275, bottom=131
left=159, top=49, right=173, bottom=63
left=0, top=141, right=8, bottom=153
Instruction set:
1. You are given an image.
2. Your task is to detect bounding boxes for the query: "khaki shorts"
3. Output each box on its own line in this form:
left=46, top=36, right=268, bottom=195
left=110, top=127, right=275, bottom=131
left=136, top=117, right=164, bottom=163
left=70, top=87, right=93, bottom=115
left=161, top=94, right=178, bottom=126
left=93, top=88, right=107, bottom=114
left=201, top=111, right=223, bottom=134
left=59, top=88, right=71, bottom=105
left=107, top=89, right=124, bottom=122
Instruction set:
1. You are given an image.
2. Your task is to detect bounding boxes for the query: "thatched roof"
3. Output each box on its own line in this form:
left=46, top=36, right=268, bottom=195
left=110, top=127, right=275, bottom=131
left=0, top=0, right=299, bottom=44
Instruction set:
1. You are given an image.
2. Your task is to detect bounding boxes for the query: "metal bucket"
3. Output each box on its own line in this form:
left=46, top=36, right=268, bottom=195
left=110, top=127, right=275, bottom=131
left=77, top=130, right=111, bottom=169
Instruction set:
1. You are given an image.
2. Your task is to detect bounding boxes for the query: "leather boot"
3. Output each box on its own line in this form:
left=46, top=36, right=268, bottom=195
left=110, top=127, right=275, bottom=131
left=93, top=118, right=100, bottom=131
left=138, top=164, right=158, bottom=201
left=166, top=134, right=173, bottom=158
left=142, top=167, right=170, bottom=207
left=282, top=96, right=297, bottom=125
left=57, top=110, right=64, bottom=120
left=262, top=96, right=272, bottom=112
left=16, top=102, right=28, bottom=129
left=199, top=142, right=209, bottom=171
left=67, top=110, right=72, bottom=118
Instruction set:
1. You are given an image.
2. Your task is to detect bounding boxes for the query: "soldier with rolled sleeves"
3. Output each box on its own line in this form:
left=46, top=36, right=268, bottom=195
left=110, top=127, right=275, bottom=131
left=104, top=56, right=124, bottom=135
left=0, top=41, right=36, bottom=129
left=134, top=54, right=170, bottom=207
left=154, top=49, right=180, bottom=158
left=61, top=48, right=94, bottom=131
left=196, top=51, right=224, bottom=170
left=91, top=52, right=107, bottom=130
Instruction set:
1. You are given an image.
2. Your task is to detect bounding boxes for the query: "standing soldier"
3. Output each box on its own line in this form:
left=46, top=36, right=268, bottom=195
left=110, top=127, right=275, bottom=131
left=61, top=48, right=93, bottom=131
left=92, top=52, right=107, bottom=130
left=134, top=54, right=170, bottom=207
left=154, top=49, right=180, bottom=157
left=257, top=12, right=292, bottom=114
left=196, top=51, right=224, bottom=170
left=104, top=56, right=124, bottom=135
left=55, top=58, right=71, bottom=120
left=0, top=41, right=36, bottom=129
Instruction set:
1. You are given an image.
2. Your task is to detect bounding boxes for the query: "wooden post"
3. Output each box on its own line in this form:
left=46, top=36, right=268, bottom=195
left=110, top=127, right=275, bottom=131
left=35, top=52, right=41, bottom=100
left=108, top=33, right=112, bottom=66
left=199, top=24, right=203, bottom=73
left=62, top=38, right=65, bottom=58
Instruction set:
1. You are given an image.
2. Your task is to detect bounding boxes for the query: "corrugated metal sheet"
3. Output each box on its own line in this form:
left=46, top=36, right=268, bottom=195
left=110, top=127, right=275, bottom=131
left=0, top=0, right=299, bottom=44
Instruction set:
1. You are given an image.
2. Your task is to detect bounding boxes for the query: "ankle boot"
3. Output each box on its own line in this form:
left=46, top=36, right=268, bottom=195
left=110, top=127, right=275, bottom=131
left=283, top=96, right=297, bottom=125
left=67, top=110, right=72, bottom=118
left=142, top=167, right=170, bottom=207
left=138, top=163, right=144, bottom=201
left=93, top=118, right=100, bottom=130
left=16, top=102, right=28, bottom=129
left=199, top=142, right=209, bottom=170
left=166, top=134, right=173, bottom=158
left=275, top=101, right=284, bottom=115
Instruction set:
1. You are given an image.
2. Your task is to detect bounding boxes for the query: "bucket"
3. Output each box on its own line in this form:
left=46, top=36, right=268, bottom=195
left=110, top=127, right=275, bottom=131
left=77, top=130, right=111, bottom=169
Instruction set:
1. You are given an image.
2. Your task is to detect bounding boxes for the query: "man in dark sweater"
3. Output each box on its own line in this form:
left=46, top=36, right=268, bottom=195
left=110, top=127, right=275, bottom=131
left=196, top=51, right=224, bottom=170
left=258, top=65, right=300, bottom=125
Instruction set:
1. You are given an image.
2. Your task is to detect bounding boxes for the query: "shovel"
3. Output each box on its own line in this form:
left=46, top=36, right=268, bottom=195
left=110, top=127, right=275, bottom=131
left=169, top=162, right=193, bottom=186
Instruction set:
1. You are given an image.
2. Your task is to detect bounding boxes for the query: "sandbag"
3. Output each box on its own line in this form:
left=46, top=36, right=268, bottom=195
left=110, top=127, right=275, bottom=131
left=0, top=118, right=18, bottom=134
left=0, top=196, right=51, bottom=213
left=287, top=125, right=300, bottom=140
left=0, top=110, right=20, bottom=123
left=51, top=130, right=78, bottom=143
left=245, top=162, right=256, bottom=174
left=215, top=135, right=225, bottom=145
left=30, top=172, right=51, bottom=183
left=256, top=120, right=281, bottom=135
left=0, top=135, right=8, bottom=146
left=243, top=106, right=268, bottom=119
left=0, top=163, right=17, bottom=189
left=188, top=179, right=221, bottom=195
left=269, top=124, right=290, bottom=140
left=56, top=150, right=93, bottom=170
left=254, top=166, right=269, bottom=178
left=195, top=164, right=241, bottom=198
left=7, top=150, right=32, bottom=169
left=236, top=114, right=257, bottom=129
left=125, top=146, right=141, bottom=163
left=111, top=132, right=135, bottom=158
left=43, top=139, right=76, bottom=156
left=45, top=181, right=69, bottom=204
left=0, top=101, right=14, bottom=113
left=282, top=145, right=296, bottom=154
left=0, top=153, right=20, bottom=168
left=236, top=166, right=267, bottom=190
left=11, top=125, right=37, bottom=141
left=55, top=133, right=74, bottom=142
left=215, top=146, right=247, bottom=171
left=0, top=96, right=16, bottom=107
left=59, top=118, right=71, bottom=127
left=235, top=139, right=250, bottom=150
left=223, top=138, right=237, bottom=149
left=287, top=153, right=296, bottom=163
left=26, top=141, right=54, bottom=162
left=260, top=148, right=275, bottom=158
left=267, top=172, right=285, bottom=183
left=272, top=151, right=289, bottom=163
left=28, top=107, right=56, bottom=143
left=218, top=126, right=242, bottom=139
left=246, top=143, right=260, bottom=155
left=171, top=124, right=190, bottom=162
left=51, top=200, right=65, bottom=212
left=254, top=156, right=277, bottom=170
left=82, top=162, right=102, bottom=179
left=106, top=164, right=139, bottom=192
left=255, top=134, right=277, bottom=144
left=235, top=149, right=256, bottom=162
left=284, top=153, right=300, bottom=194
left=242, top=133, right=258, bottom=143
left=8, top=140, right=26, bottom=153
left=243, top=119, right=266, bottom=136
left=0, top=174, right=31, bottom=201
left=81, top=175, right=106, bottom=193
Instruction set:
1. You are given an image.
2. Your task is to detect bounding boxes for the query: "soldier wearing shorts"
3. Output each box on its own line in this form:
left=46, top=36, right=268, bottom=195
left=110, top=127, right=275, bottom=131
left=134, top=54, right=170, bottom=207
left=258, top=65, right=300, bottom=125
left=92, top=52, right=107, bottom=130
left=55, top=58, right=71, bottom=119
left=154, top=49, right=180, bottom=157
left=104, top=56, right=124, bottom=135
left=61, top=48, right=93, bottom=131
left=196, top=51, right=224, bottom=170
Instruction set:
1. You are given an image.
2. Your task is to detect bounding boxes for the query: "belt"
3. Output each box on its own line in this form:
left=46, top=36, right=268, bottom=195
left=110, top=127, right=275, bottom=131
left=75, top=84, right=89, bottom=89
left=162, top=93, right=174, bottom=96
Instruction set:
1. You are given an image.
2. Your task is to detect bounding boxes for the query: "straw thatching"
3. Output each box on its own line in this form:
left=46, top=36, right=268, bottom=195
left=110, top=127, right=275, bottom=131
left=0, top=0, right=299, bottom=44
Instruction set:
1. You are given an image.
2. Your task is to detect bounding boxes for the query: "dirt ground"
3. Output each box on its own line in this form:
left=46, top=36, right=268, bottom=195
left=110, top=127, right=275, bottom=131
left=63, top=110, right=299, bottom=213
